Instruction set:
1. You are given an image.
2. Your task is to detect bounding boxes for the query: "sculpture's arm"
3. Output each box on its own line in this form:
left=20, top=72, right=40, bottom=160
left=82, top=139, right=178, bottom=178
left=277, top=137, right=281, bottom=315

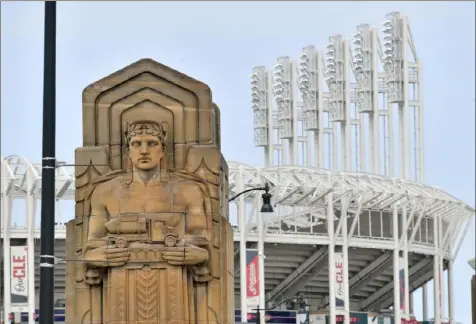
left=86, top=186, right=109, bottom=247
left=84, top=184, right=129, bottom=269
left=184, top=183, right=208, bottom=237
left=184, top=183, right=213, bottom=282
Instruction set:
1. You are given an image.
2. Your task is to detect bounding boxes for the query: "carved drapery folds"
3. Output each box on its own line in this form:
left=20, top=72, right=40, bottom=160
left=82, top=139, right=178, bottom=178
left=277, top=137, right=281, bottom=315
left=66, top=59, right=234, bottom=324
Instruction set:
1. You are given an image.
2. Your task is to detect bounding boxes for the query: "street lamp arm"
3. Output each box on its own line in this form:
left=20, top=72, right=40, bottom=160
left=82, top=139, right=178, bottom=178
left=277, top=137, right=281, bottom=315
left=228, top=182, right=271, bottom=202
left=228, top=187, right=267, bottom=202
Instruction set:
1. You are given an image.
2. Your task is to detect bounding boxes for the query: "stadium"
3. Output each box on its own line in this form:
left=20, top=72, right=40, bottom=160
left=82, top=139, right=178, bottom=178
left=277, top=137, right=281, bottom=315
left=1, top=10, right=474, bottom=324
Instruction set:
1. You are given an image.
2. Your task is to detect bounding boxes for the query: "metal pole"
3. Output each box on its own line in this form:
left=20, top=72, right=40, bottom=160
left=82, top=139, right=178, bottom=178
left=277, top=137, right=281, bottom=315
left=39, top=2, right=56, bottom=324
left=433, top=214, right=441, bottom=324
left=327, top=176, right=336, bottom=324
left=342, top=199, right=350, bottom=324
left=422, top=285, right=428, bottom=320
left=392, top=204, right=401, bottom=324
left=258, top=211, right=266, bottom=319
left=403, top=206, right=410, bottom=318
left=238, top=169, right=248, bottom=323
left=448, top=259, right=454, bottom=324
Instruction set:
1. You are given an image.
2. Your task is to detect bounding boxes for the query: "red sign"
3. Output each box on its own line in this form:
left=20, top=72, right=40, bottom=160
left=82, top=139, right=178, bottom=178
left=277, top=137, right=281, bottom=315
left=247, top=254, right=259, bottom=298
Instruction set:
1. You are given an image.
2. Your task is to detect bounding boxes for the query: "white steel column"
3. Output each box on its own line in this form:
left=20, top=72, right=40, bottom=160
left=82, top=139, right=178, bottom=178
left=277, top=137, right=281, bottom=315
left=401, top=16, right=411, bottom=180
left=392, top=204, right=401, bottom=324
left=257, top=211, right=266, bottom=319
left=266, top=70, right=274, bottom=167
left=342, top=198, right=350, bottom=324
left=1, top=162, right=13, bottom=324
left=438, top=214, right=445, bottom=321
left=433, top=214, right=441, bottom=324
left=417, top=62, right=425, bottom=182
left=238, top=168, right=248, bottom=322
left=448, top=258, right=454, bottom=324
left=327, top=176, right=336, bottom=324
left=422, top=285, right=428, bottom=320
left=402, top=206, right=410, bottom=318
left=25, top=167, right=38, bottom=324
left=291, top=61, right=299, bottom=165
left=316, top=51, right=324, bottom=168
left=370, top=28, right=380, bottom=174
left=342, top=41, right=352, bottom=171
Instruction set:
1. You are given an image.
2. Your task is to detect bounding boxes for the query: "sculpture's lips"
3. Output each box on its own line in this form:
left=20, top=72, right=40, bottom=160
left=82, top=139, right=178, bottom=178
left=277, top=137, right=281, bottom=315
left=139, top=158, right=150, bottom=162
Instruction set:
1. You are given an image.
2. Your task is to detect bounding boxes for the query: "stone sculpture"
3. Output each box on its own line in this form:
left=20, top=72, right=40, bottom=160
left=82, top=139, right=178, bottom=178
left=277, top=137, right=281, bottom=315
left=65, top=59, right=234, bottom=324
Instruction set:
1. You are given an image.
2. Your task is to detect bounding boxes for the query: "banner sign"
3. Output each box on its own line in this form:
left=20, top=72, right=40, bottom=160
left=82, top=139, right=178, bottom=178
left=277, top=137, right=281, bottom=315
left=235, top=309, right=297, bottom=324
left=246, top=249, right=260, bottom=313
left=325, top=312, right=368, bottom=324
left=10, top=246, right=28, bottom=305
left=399, top=257, right=405, bottom=311
left=334, top=253, right=345, bottom=309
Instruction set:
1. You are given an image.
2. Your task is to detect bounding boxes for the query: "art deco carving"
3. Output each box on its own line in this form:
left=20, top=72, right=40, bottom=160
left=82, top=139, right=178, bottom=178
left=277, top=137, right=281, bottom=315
left=66, top=59, right=234, bottom=324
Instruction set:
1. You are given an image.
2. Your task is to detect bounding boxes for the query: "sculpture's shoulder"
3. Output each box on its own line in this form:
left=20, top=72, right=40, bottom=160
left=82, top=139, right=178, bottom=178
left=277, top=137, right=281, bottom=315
left=169, top=171, right=209, bottom=196
left=87, top=170, right=125, bottom=201
left=170, top=171, right=204, bottom=186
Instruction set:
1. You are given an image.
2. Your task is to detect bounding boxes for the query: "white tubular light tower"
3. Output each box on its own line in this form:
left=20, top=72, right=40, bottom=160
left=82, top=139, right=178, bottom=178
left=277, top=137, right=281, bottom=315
left=273, top=56, right=298, bottom=165
left=251, top=66, right=274, bottom=166
left=382, top=12, right=411, bottom=180
left=325, top=35, right=351, bottom=171
left=299, top=46, right=325, bottom=167
left=353, top=24, right=380, bottom=174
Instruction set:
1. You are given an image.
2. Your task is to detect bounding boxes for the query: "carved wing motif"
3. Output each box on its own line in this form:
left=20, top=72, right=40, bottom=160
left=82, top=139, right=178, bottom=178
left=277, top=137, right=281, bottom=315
left=66, top=146, right=113, bottom=324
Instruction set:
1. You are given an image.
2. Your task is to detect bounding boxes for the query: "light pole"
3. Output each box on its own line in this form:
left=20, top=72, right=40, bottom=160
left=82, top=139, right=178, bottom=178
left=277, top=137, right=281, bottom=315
left=39, top=2, right=57, bottom=324
left=229, top=183, right=274, bottom=323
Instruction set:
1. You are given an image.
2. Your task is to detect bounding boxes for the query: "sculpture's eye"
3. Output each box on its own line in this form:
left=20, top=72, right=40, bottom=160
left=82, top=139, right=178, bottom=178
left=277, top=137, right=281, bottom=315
left=148, top=140, right=159, bottom=147
left=131, top=141, right=141, bottom=147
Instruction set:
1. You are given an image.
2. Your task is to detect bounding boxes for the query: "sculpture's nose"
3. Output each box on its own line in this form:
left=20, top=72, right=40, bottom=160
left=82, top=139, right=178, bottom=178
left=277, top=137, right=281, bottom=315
left=140, top=142, right=149, bottom=153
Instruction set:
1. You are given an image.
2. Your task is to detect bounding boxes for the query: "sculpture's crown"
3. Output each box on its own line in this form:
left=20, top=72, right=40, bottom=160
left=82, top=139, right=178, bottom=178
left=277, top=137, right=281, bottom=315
left=124, top=120, right=168, bottom=145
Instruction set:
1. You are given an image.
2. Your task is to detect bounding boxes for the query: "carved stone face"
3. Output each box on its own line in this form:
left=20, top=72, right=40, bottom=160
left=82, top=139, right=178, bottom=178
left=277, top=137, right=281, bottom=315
left=128, top=133, right=164, bottom=170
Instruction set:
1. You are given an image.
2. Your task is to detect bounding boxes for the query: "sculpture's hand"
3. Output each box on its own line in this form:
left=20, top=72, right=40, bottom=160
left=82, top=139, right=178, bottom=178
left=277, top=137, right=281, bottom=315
left=162, top=245, right=208, bottom=266
left=85, top=246, right=130, bottom=268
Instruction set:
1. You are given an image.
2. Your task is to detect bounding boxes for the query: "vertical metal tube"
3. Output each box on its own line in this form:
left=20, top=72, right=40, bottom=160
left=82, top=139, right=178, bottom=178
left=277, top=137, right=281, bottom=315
left=238, top=170, right=248, bottom=322
left=267, top=70, right=275, bottom=167
left=316, top=51, right=324, bottom=168
left=393, top=204, right=401, bottom=324
left=403, top=207, right=410, bottom=317
left=448, top=259, right=454, bottom=324
left=433, top=215, right=441, bottom=324
left=39, top=2, right=57, bottom=324
left=422, top=285, right=428, bottom=320
left=258, top=212, right=266, bottom=319
left=342, top=41, right=351, bottom=171
left=401, top=16, right=410, bottom=180
left=417, top=62, right=425, bottom=182
left=291, top=61, right=299, bottom=165
left=438, top=215, right=445, bottom=321
left=370, top=28, right=380, bottom=174
left=327, top=177, right=336, bottom=324
left=26, top=191, right=37, bottom=324
left=342, top=199, right=350, bottom=324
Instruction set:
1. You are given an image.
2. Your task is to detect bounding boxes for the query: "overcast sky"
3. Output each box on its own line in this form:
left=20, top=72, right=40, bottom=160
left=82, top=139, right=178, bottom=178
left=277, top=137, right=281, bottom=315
left=1, top=1, right=475, bottom=323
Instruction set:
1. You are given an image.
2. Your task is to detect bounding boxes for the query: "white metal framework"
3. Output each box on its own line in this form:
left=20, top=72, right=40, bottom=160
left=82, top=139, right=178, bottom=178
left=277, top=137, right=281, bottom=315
left=248, top=10, right=473, bottom=324
left=1, top=156, right=474, bottom=324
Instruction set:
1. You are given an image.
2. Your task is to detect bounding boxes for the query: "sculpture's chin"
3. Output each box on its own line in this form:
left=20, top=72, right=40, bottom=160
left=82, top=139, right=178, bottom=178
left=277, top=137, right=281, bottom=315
left=136, top=162, right=156, bottom=170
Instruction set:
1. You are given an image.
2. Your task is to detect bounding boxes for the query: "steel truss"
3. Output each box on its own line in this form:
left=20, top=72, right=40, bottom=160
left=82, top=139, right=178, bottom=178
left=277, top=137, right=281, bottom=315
left=228, top=161, right=473, bottom=324
left=1, top=156, right=474, bottom=324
